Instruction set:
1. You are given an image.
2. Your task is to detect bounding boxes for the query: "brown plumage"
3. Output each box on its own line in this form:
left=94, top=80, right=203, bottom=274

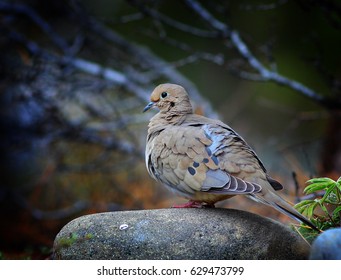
left=144, top=83, right=319, bottom=231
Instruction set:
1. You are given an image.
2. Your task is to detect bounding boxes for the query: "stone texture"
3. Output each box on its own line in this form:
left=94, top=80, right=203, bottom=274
left=310, top=228, right=341, bottom=260
left=53, top=208, right=310, bottom=260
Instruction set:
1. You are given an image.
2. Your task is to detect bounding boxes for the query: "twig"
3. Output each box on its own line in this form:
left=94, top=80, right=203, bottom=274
left=84, top=14, right=219, bottom=118
left=7, top=27, right=150, bottom=102
left=184, top=0, right=341, bottom=110
left=297, top=191, right=326, bottom=202
left=72, top=59, right=127, bottom=84
left=127, top=0, right=219, bottom=38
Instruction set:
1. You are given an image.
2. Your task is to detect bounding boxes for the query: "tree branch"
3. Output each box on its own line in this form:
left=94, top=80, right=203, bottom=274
left=83, top=14, right=219, bottom=118
left=127, top=0, right=219, bottom=38
left=183, top=0, right=341, bottom=110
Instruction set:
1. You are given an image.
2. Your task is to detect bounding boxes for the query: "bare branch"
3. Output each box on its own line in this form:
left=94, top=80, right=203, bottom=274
left=82, top=15, right=218, bottom=118
left=184, top=0, right=230, bottom=35
left=7, top=26, right=150, bottom=103
left=229, top=31, right=328, bottom=104
left=184, top=0, right=341, bottom=110
left=127, top=0, right=219, bottom=38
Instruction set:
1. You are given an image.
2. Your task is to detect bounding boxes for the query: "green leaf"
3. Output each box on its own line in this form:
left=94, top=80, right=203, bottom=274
left=294, top=225, right=319, bottom=244
left=323, top=188, right=339, bottom=204
left=332, top=206, right=341, bottom=223
left=297, top=177, right=341, bottom=232
left=324, top=195, right=338, bottom=204
left=304, top=182, right=334, bottom=194
left=307, top=177, right=335, bottom=184
left=334, top=205, right=341, bottom=213
left=306, top=203, right=318, bottom=219
left=295, top=200, right=318, bottom=218
left=332, top=206, right=341, bottom=216
left=321, top=185, right=337, bottom=204
left=294, top=200, right=315, bottom=212
left=318, top=201, right=330, bottom=216
left=336, top=180, right=341, bottom=192
left=295, top=200, right=315, bottom=207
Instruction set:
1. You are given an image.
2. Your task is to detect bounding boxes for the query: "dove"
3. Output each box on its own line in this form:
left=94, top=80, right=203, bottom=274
left=144, top=83, right=319, bottom=231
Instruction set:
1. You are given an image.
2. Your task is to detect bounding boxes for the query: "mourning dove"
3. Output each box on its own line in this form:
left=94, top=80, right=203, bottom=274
left=144, top=83, right=319, bottom=231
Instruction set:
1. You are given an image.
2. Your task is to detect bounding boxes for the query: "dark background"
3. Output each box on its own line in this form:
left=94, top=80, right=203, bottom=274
left=0, top=0, right=340, bottom=259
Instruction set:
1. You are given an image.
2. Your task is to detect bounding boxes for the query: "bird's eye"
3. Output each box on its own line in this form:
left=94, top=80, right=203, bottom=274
left=161, top=92, right=168, bottom=99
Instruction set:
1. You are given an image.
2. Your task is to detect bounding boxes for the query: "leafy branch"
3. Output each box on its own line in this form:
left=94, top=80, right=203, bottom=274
left=295, top=176, right=341, bottom=239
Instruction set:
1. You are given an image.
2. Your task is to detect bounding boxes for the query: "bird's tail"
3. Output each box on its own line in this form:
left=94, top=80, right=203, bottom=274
left=250, top=191, right=321, bottom=232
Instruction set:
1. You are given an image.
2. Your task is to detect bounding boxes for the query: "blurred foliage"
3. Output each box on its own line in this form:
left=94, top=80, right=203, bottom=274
left=295, top=177, right=341, bottom=243
left=0, top=0, right=340, bottom=259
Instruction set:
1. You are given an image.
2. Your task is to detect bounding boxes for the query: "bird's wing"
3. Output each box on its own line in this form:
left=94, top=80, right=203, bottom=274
left=146, top=123, right=262, bottom=196
left=184, top=115, right=283, bottom=191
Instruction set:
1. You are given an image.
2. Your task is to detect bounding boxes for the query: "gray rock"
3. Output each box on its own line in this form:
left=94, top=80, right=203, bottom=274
left=310, top=228, right=341, bottom=260
left=53, top=208, right=309, bottom=260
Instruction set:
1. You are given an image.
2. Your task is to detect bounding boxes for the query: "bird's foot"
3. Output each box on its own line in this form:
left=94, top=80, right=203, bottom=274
left=171, top=201, right=215, bottom=208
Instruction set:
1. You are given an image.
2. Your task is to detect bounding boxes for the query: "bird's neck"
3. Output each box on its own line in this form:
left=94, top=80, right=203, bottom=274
left=164, top=111, right=189, bottom=124
left=148, top=112, right=189, bottom=133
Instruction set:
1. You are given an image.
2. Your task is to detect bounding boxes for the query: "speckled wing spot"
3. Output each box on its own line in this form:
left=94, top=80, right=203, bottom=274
left=203, top=158, right=209, bottom=164
left=188, top=167, right=196, bottom=175
left=205, top=147, right=212, bottom=157
left=211, top=155, right=219, bottom=165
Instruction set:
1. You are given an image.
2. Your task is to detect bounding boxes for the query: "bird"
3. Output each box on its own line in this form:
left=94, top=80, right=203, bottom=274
left=143, top=83, right=319, bottom=231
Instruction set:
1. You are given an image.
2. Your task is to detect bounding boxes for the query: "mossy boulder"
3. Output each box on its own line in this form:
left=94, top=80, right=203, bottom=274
left=53, top=208, right=310, bottom=260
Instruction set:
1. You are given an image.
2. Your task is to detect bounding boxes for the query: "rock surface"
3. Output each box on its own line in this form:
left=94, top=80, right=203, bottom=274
left=310, top=228, right=341, bottom=260
left=53, top=208, right=310, bottom=260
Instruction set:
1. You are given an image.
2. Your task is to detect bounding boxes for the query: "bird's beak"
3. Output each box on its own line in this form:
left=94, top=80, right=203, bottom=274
left=143, top=101, right=156, bottom=113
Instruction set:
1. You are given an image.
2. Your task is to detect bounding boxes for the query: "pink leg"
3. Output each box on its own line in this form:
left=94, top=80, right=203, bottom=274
left=171, top=200, right=215, bottom=208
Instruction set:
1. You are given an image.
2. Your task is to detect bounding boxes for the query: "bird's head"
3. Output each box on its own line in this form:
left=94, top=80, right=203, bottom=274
left=143, top=83, right=193, bottom=115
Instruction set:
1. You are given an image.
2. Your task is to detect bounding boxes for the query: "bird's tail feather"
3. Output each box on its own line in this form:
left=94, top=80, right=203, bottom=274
left=250, top=192, right=320, bottom=232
